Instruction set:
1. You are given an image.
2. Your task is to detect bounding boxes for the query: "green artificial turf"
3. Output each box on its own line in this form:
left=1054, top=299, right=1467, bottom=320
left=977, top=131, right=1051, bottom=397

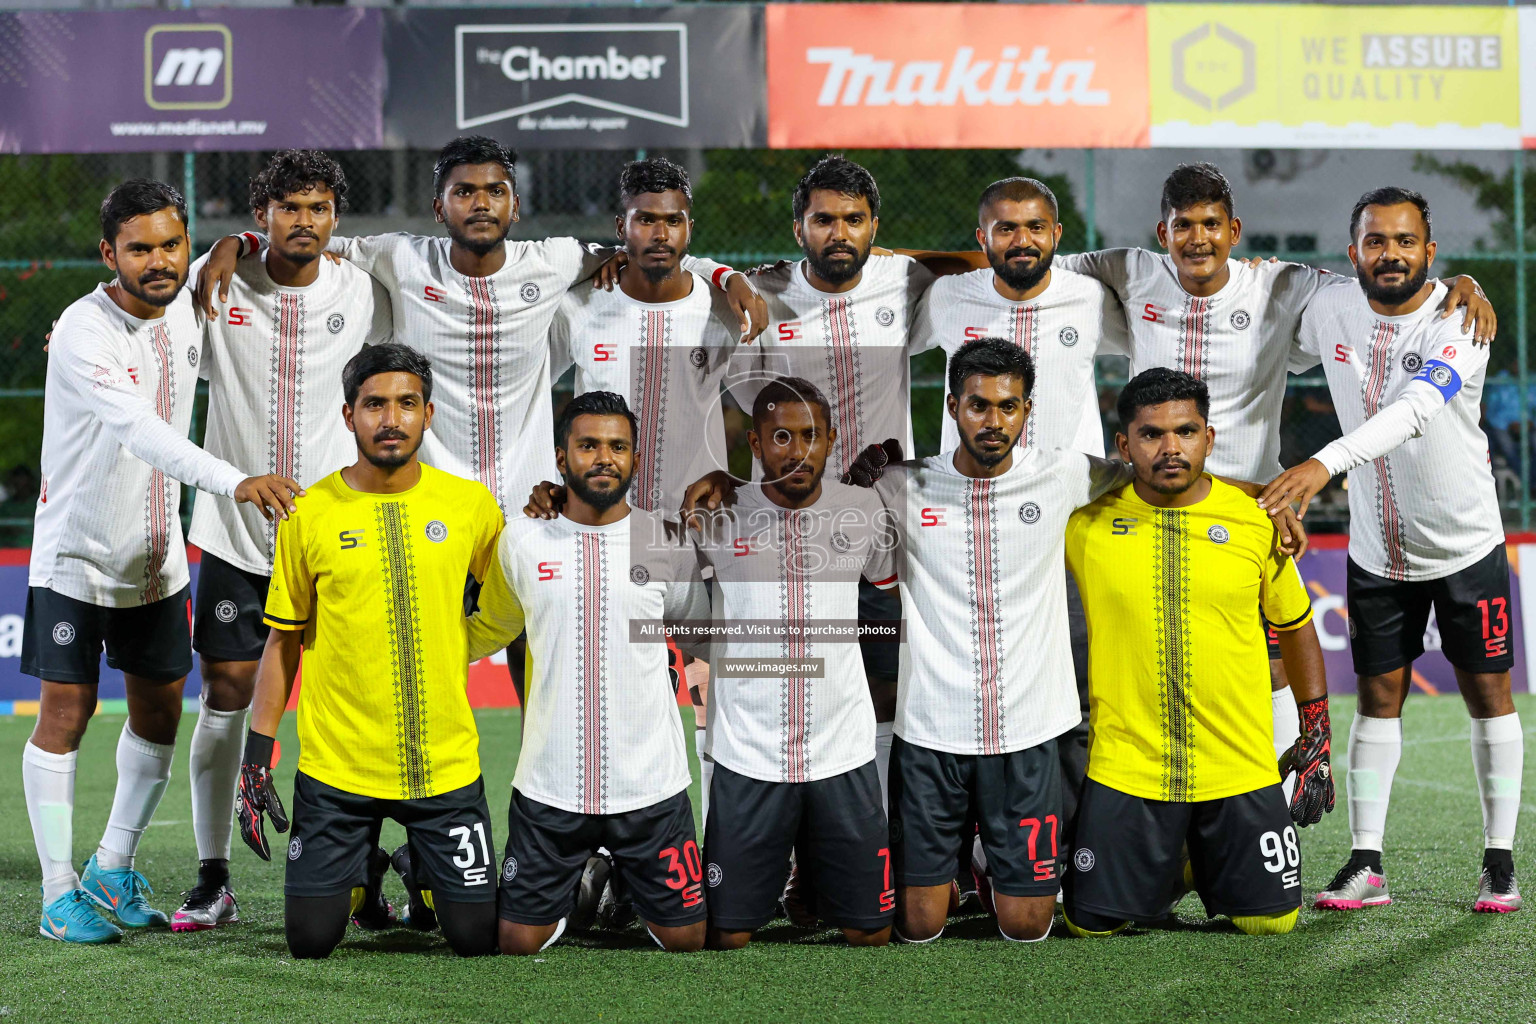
left=0, top=696, right=1532, bottom=1023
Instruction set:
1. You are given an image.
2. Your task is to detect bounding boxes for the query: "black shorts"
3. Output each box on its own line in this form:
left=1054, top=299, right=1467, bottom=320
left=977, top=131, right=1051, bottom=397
left=1347, top=544, right=1515, bottom=676
left=20, top=585, right=192, bottom=684
left=1064, top=778, right=1302, bottom=922
left=890, top=736, right=1062, bottom=897
left=285, top=771, right=496, bottom=902
left=498, top=788, right=705, bottom=928
left=192, top=553, right=271, bottom=662
left=858, top=578, right=901, bottom=682
left=704, top=761, right=893, bottom=932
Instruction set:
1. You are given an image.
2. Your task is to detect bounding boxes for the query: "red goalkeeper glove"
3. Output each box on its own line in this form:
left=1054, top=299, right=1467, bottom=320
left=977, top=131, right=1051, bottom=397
left=237, top=730, right=289, bottom=860
left=841, top=438, right=904, bottom=488
left=1278, top=696, right=1335, bottom=827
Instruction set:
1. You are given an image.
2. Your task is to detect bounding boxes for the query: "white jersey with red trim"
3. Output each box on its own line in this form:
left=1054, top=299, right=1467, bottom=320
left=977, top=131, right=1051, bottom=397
left=690, top=480, right=898, bottom=783
left=910, top=267, right=1127, bottom=457
left=32, top=285, right=245, bottom=608
left=1294, top=281, right=1501, bottom=582
left=739, top=255, right=935, bottom=479
left=1058, top=249, right=1343, bottom=480
left=467, top=510, right=707, bottom=815
left=551, top=272, right=741, bottom=515
left=327, top=233, right=608, bottom=519
left=873, top=449, right=1130, bottom=756
left=189, top=253, right=392, bottom=575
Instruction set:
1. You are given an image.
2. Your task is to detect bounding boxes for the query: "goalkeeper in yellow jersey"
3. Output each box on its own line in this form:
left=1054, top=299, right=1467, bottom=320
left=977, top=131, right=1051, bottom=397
left=235, top=343, right=504, bottom=959
left=1064, top=368, right=1334, bottom=938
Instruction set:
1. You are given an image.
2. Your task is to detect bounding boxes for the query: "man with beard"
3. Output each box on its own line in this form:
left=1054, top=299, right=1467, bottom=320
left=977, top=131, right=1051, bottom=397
left=1063, top=368, right=1332, bottom=939
left=689, top=375, right=898, bottom=950
left=176, top=150, right=394, bottom=933
left=1259, top=188, right=1522, bottom=914
left=236, top=343, right=505, bottom=959
left=22, top=180, right=301, bottom=944
left=908, top=178, right=1130, bottom=872
left=867, top=339, right=1133, bottom=944
left=464, top=391, right=710, bottom=954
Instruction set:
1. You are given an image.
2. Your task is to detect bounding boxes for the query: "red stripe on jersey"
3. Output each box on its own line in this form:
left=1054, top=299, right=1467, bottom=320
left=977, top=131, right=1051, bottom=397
left=142, top=324, right=176, bottom=604
left=826, top=297, right=861, bottom=475
left=634, top=309, right=668, bottom=511
left=1181, top=297, right=1209, bottom=380
left=466, top=278, right=504, bottom=512
left=968, top=479, right=1003, bottom=755
left=272, top=293, right=303, bottom=481
left=1010, top=305, right=1038, bottom=448
left=782, top=512, right=810, bottom=783
left=1362, top=321, right=1409, bottom=579
left=580, top=532, right=608, bottom=813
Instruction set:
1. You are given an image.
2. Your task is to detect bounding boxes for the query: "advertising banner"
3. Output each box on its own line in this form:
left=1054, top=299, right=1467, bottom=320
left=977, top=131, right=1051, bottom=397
left=0, top=9, right=383, bottom=154
left=1148, top=4, right=1522, bottom=149
left=2, top=542, right=1529, bottom=711
left=383, top=6, right=766, bottom=150
left=1522, top=8, right=1536, bottom=149
left=765, top=3, right=1149, bottom=149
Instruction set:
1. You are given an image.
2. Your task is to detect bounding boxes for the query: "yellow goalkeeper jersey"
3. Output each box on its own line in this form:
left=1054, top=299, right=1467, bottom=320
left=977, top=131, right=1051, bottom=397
left=1065, top=477, right=1313, bottom=803
left=265, top=464, right=503, bottom=800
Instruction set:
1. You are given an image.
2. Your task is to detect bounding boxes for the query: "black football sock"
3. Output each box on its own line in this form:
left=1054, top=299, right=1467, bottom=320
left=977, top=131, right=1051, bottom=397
left=1348, top=848, right=1384, bottom=873
left=1483, top=848, right=1515, bottom=874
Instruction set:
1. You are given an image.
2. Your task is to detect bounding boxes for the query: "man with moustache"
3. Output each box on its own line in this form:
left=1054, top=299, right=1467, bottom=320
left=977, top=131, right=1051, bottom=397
left=22, top=180, right=301, bottom=944
left=466, top=391, right=710, bottom=955
left=236, top=343, right=505, bottom=959
left=689, top=375, right=898, bottom=950
left=1063, top=368, right=1332, bottom=939
left=176, top=150, right=394, bottom=932
left=867, top=339, right=1134, bottom=944
left=1260, top=188, right=1523, bottom=914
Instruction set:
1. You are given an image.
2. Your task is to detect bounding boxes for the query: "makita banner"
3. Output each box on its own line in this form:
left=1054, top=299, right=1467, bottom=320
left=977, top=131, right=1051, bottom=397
left=0, top=8, right=383, bottom=154
left=766, top=3, right=1150, bottom=149
left=383, top=6, right=766, bottom=150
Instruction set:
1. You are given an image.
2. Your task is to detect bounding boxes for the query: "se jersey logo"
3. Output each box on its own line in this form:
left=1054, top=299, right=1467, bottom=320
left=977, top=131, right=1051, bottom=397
left=538, top=561, right=562, bottom=581
left=920, top=508, right=946, bottom=527
left=423, top=285, right=447, bottom=304
left=1111, top=516, right=1137, bottom=535
left=226, top=307, right=254, bottom=327
left=594, top=342, right=616, bottom=362
left=339, top=529, right=365, bottom=550
left=776, top=322, right=803, bottom=343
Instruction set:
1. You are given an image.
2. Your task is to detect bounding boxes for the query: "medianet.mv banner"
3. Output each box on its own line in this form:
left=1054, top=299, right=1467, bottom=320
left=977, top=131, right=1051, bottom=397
left=383, top=6, right=766, bottom=150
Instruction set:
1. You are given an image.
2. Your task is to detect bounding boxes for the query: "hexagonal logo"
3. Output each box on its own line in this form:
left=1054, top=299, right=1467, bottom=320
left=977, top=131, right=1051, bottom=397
left=1172, top=23, right=1255, bottom=111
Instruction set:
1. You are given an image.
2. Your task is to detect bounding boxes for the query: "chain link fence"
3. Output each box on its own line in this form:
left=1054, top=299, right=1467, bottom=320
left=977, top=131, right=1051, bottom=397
left=0, top=146, right=1528, bottom=542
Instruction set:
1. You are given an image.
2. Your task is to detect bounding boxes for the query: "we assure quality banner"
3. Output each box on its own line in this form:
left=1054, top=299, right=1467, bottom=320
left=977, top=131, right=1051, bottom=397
left=0, top=8, right=383, bottom=154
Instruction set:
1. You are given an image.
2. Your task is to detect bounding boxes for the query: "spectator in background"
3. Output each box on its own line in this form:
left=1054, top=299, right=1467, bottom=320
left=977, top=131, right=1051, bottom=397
left=1484, top=369, right=1532, bottom=483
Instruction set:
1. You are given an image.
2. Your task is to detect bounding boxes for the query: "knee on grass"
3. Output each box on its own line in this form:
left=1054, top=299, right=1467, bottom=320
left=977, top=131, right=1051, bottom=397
left=499, top=919, right=562, bottom=956
left=647, top=921, right=706, bottom=952
left=437, top=899, right=497, bottom=957
left=1231, top=909, right=1298, bottom=936
left=285, top=894, right=350, bottom=959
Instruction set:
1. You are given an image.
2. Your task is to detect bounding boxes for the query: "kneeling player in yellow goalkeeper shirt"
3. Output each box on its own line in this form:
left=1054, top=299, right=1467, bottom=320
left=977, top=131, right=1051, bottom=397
left=234, top=343, right=505, bottom=958
left=1064, top=368, right=1336, bottom=938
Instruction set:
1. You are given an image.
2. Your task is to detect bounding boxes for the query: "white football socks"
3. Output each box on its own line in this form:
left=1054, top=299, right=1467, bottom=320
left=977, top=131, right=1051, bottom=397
left=96, top=725, right=175, bottom=871
left=1470, top=712, right=1523, bottom=851
left=23, top=742, right=79, bottom=902
left=189, top=697, right=248, bottom=862
left=1347, top=713, right=1403, bottom=852
left=874, top=722, right=894, bottom=816
left=694, top=728, right=713, bottom=834
left=1272, top=687, right=1300, bottom=803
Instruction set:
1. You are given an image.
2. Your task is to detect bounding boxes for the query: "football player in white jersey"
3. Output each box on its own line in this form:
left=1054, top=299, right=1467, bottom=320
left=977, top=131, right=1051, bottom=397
left=689, top=376, right=898, bottom=949
left=21, top=181, right=300, bottom=945
left=871, top=339, right=1133, bottom=944
left=468, top=391, right=709, bottom=954
left=1259, top=188, right=1522, bottom=914
left=174, top=151, right=395, bottom=933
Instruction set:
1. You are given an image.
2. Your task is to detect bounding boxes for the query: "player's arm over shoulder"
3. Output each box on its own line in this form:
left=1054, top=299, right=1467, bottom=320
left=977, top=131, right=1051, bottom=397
left=466, top=519, right=529, bottom=661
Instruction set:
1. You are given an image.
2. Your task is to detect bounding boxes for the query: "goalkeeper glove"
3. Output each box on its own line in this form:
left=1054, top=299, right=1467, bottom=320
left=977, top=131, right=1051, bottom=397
left=841, top=438, right=904, bottom=488
left=1278, top=695, right=1335, bottom=827
left=237, top=730, right=289, bottom=860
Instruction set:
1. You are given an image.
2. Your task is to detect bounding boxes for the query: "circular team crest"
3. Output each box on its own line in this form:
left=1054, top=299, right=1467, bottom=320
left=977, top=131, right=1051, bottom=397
left=1401, top=352, right=1423, bottom=374
left=1348, top=617, right=1358, bottom=639
left=1230, top=309, right=1252, bottom=331
left=425, top=520, right=448, bottom=543
left=288, top=837, right=303, bottom=861
left=874, top=306, right=896, bottom=327
left=830, top=531, right=851, bottom=552
left=51, top=622, right=75, bottom=646
left=889, top=817, right=904, bottom=843
left=215, top=600, right=239, bottom=623
left=1058, top=326, right=1079, bottom=347
left=707, top=863, right=723, bottom=888
left=1208, top=524, right=1230, bottom=544
left=630, top=564, right=650, bottom=586
left=187, top=346, right=199, bottom=367
left=1430, top=365, right=1454, bottom=388
left=502, top=857, right=518, bottom=882
left=1074, top=848, right=1095, bottom=872
left=689, top=347, right=708, bottom=368
left=1019, top=502, right=1042, bottom=524
left=327, top=312, right=345, bottom=335
left=519, top=282, right=541, bottom=304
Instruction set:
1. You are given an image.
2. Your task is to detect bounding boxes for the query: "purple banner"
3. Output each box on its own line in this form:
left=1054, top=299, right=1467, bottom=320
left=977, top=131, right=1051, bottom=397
left=0, top=9, right=383, bottom=154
